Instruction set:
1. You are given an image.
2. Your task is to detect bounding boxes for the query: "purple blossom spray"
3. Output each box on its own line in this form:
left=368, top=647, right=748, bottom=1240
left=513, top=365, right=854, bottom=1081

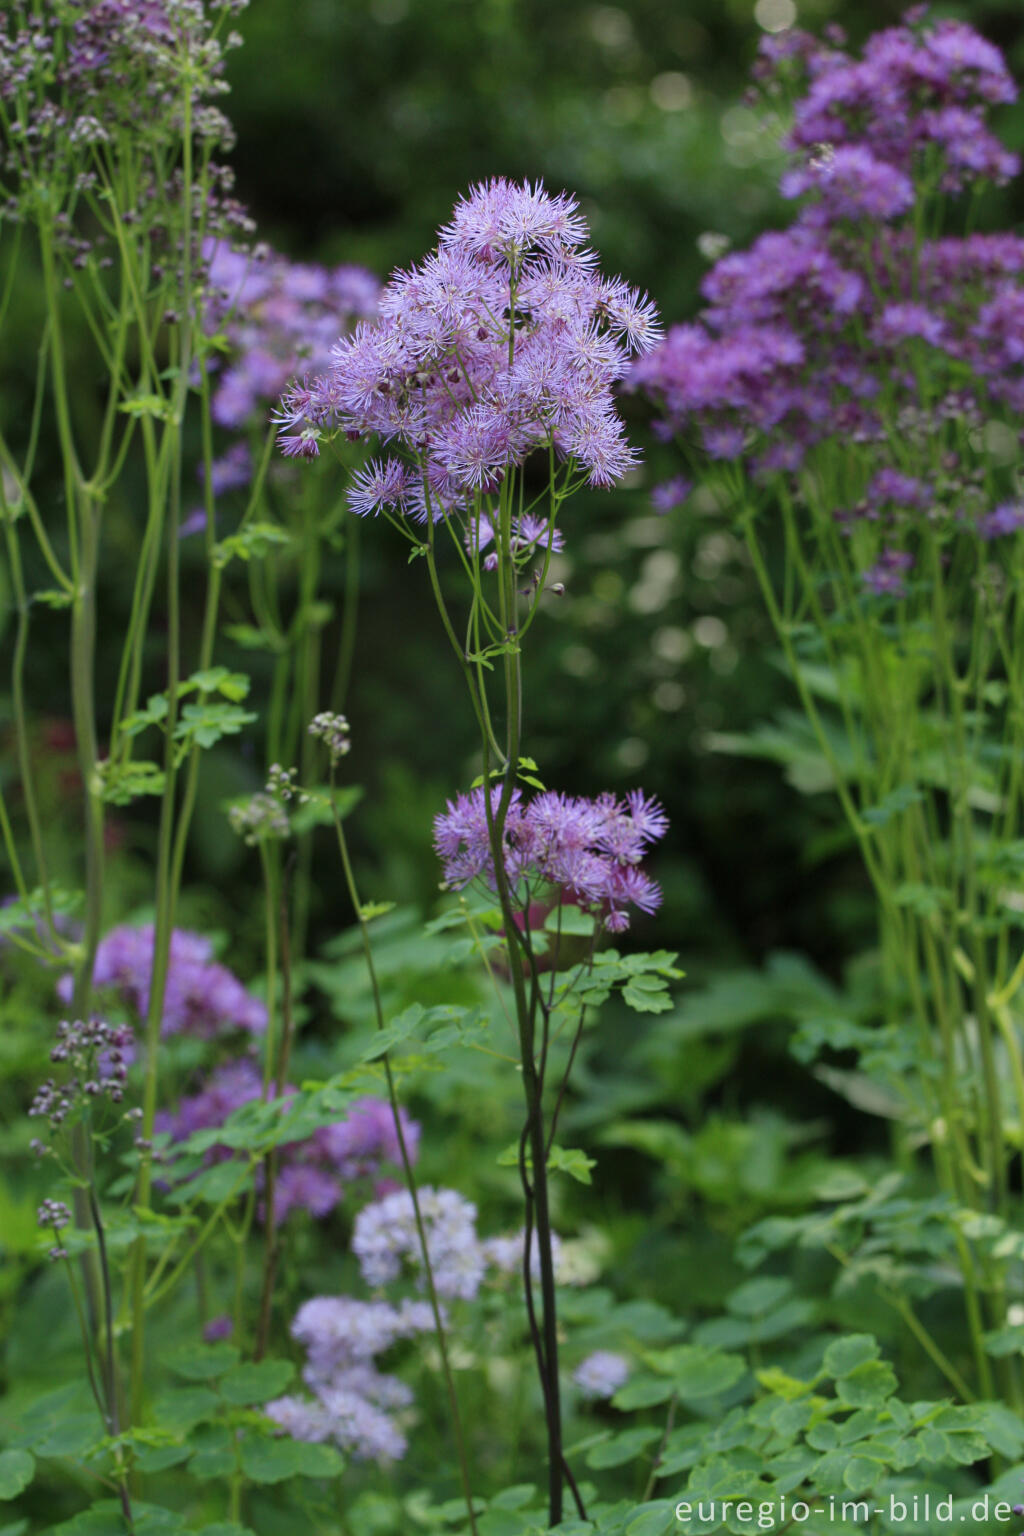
left=278, top=178, right=661, bottom=1524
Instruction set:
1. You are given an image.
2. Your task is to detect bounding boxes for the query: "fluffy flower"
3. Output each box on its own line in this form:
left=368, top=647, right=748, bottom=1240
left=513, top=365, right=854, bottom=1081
left=275, top=178, right=657, bottom=505
left=265, top=1296, right=436, bottom=1462
left=573, top=1350, right=630, bottom=1400
left=434, top=786, right=667, bottom=932
left=353, top=1187, right=485, bottom=1300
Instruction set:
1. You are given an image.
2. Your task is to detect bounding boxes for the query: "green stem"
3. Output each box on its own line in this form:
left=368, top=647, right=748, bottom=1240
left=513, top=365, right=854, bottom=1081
left=328, top=778, right=479, bottom=1536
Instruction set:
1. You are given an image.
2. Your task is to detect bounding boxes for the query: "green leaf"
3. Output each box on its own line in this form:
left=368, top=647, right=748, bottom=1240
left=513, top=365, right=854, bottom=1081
left=120, top=693, right=170, bottom=737
left=842, top=1458, right=878, bottom=1495
left=239, top=1432, right=344, bottom=1483
left=547, top=1145, right=596, bottom=1185
left=96, top=760, right=166, bottom=805
left=622, top=975, right=674, bottom=1014
left=625, top=1502, right=676, bottom=1536
left=120, top=392, right=172, bottom=420
left=652, top=1345, right=746, bottom=1400
left=726, top=1278, right=793, bottom=1317
left=213, top=522, right=291, bottom=566
left=585, top=1427, right=661, bottom=1469
left=477, top=1512, right=535, bottom=1536
left=970, top=1402, right=1024, bottom=1457
left=52, top=1502, right=186, bottom=1535
left=835, top=1359, right=897, bottom=1408
left=490, top=1486, right=537, bottom=1510
left=755, top=1367, right=812, bottom=1401
left=135, top=1444, right=190, bottom=1473
left=861, top=784, right=923, bottom=827
left=611, top=1376, right=675, bottom=1411
left=0, top=886, right=81, bottom=937
left=893, top=882, right=947, bottom=917
left=189, top=1444, right=236, bottom=1480
left=149, top=1387, right=220, bottom=1431
left=220, top=1358, right=295, bottom=1405
left=822, top=1335, right=880, bottom=1378
left=0, top=1451, right=34, bottom=1500
left=360, top=901, right=396, bottom=922
left=806, top=1421, right=841, bottom=1452
left=186, top=1424, right=234, bottom=1480
left=361, top=1004, right=426, bottom=1061
left=174, top=701, right=257, bottom=750
left=31, top=1415, right=102, bottom=1459
left=163, top=1343, right=240, bottom=1380
left=33, top=587, right=74, bottom=609
left=543, top=905, right=596, bottom=937
left=186, top=668, right=251, bottom=703
left=222, top=623, right=278, bottom=651
left=983, top=1324, right=1024, bottom=1357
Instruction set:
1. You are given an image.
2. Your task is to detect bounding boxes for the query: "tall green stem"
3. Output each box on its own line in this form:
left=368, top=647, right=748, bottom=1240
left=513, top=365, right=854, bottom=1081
left=328, top=782, right=479, bottom=1536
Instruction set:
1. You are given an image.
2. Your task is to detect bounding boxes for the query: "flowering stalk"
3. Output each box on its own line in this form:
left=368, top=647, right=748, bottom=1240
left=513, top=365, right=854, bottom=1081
left=633, top=14, right=1024, bottom=1405
left=0, top=0, right=263, bottom=1429
left=279, top=178, right=663, bottom=1519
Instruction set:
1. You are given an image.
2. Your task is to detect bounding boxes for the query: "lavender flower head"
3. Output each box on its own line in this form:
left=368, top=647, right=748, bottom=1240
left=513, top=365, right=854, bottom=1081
left=202, top=240, right=380, bottom=451
left=57, top=923, right=266, bottom=1039
left=264, top=1295, right=434, bottom=1462
left=573, top=1350, right=630, bottom=1400
left=353, top=1186, right=485, bottom=1300
left=269, top=1190, right=577, bottom=1460
left=434, top=786, right=668, bottom=932
left=274, top=178, right=659, bottom=507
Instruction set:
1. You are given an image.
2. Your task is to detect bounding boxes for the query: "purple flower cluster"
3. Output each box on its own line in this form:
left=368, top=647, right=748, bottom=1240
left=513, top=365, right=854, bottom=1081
left=353, top=1186, right=484, bottom=1300
left=269, top=1191, right=573, bottom=1459
left=265, top=1296, right=434, bottom=1462
left=761, top=15, right=1017, bottom=196
left=57, top=924, right=266, bottom=1039
left=434, top=787, right=667, bottom=933
left=202, top=240, right=380, bottom=456
left=1, top=0, right=249, bottom=235
left=632, top=15, right=1024, bottom=570
left=353, top=1185, right=566, bottom=1300
left=156, top=1058, right=420, bottom=1226
left=274, top=178, right=659, bottom=505
left=861, top=548, right=915, bottom=597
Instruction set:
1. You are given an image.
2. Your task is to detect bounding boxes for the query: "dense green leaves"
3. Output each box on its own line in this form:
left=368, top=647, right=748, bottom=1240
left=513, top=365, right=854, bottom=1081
left=0, top=1452, right=34, bottom=1501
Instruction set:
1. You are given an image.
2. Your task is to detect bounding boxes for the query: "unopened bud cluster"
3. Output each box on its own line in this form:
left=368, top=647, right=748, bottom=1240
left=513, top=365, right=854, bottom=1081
left=37, top=1197, right=71, bottom=1261
left=308, top=712, right=351, bottom=763
left=229, top=763, right=307, bottom=844
left=29, top=1017, right=133, bottom=1132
